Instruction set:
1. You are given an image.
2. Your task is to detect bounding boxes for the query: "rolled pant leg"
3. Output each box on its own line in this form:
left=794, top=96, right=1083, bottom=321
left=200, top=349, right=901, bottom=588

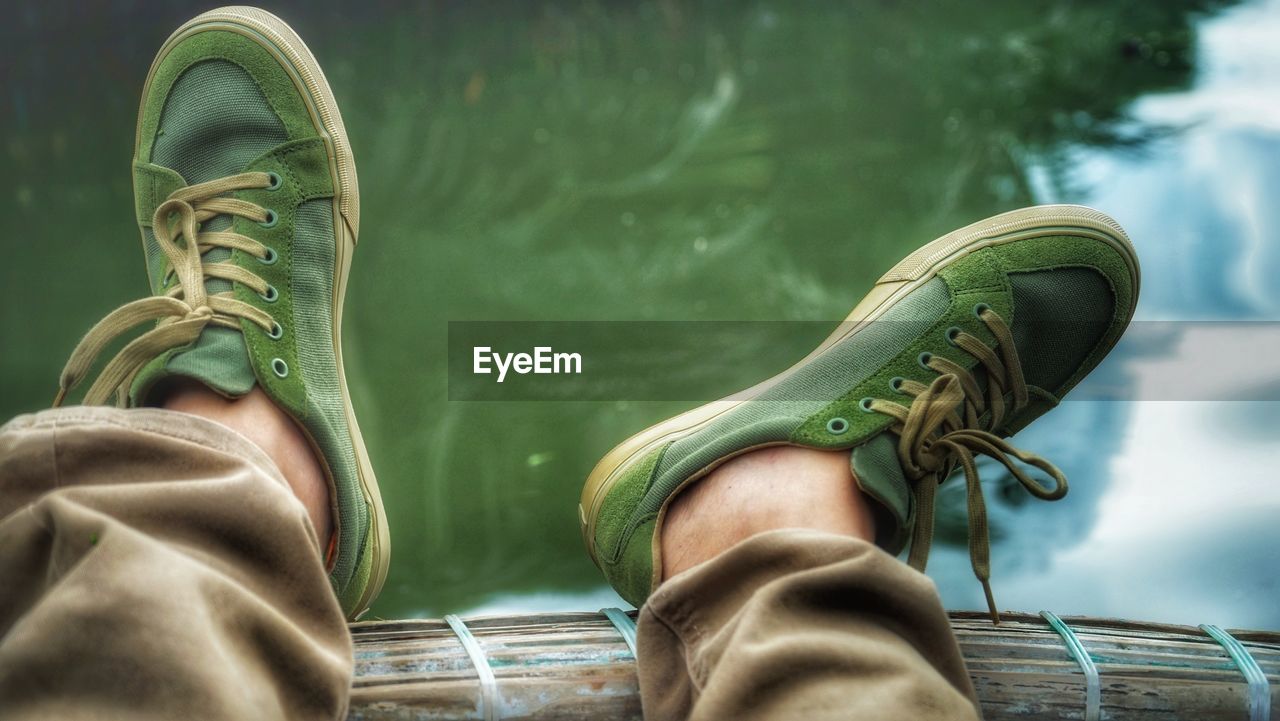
left=635, top=528, right=981, bottom=721
left=0, top=406, right=351, bottom=721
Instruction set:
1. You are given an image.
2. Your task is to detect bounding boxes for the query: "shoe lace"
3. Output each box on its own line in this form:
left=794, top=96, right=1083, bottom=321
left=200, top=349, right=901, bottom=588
left=54, top=173, right=278, bottom=407
left=864, top=306, right=1068, bottom=624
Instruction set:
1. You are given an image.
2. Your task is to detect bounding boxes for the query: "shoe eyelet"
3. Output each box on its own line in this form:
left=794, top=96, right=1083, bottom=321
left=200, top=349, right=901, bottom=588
left=889, top=376, right=906, bottom=394
left=945, top=326, right=962, bottom=346
left=826, top=417, right=850, bottom=434
left=267, top=322, right=283, bottom=340
left=271, top=358, right=289, bottom=378
left=266, top=172, right=283, bottom=191
left=259, top=209, right=278, bottom=228
left=858, top=397, right=876, bottom=413
left=260, top=285, right=278, bottom=303
left=918, top=351, right=933, bottom=370
left=972, top=302, right=991, bottom=319
left=259, top=247, right=278, bottom=265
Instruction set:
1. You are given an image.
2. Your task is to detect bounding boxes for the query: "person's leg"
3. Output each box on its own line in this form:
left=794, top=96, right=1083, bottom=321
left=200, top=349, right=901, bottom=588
left=659, top=446, right=876, bottom=579
left=581, top=207, right=1139, bottom=720
left=2, top=7, right=384, bottom=719
left=636, top=447, right=980, bottom=721
left=0, top=404, right=351, bottom=721
left=52, top=5, right=388, bottom=620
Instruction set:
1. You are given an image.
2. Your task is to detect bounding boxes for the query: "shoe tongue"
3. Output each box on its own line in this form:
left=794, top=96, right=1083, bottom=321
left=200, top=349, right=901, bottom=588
left=130, top=156, right=257, bottom=404
left=130, top=326, right=257, bottom=404
left=850, top=433, right=913, bottom=553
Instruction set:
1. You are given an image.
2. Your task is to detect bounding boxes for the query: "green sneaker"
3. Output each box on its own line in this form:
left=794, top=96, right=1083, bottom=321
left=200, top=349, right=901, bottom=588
left=54, top=7, right=387, bottom=620
left=580, top=206, right=1139, bottom=620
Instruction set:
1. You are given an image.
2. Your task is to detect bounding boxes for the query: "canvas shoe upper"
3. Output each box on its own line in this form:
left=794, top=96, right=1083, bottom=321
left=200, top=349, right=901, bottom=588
left=55, top=7, right=387, bottom=620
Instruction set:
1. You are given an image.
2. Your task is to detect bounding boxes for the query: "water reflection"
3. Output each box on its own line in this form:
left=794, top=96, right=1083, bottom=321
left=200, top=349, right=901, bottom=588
left=2, top=0, right=1274, bottom=627
left=934, top=0, right=1280, bottom=629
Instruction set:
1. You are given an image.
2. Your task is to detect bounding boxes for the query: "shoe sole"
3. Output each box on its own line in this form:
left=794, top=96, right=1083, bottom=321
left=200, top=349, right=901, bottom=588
left=578, top=205, right=1140, bottom=565
left=136, top=7, right=389, bottom=619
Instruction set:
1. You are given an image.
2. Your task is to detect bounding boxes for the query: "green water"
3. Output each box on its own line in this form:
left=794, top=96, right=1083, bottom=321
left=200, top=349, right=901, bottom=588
left=4, top=1, right=1277, bottom=628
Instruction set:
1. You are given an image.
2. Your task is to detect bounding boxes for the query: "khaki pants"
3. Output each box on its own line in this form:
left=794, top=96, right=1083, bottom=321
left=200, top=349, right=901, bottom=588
left=0, top=407, right=979, bottom=721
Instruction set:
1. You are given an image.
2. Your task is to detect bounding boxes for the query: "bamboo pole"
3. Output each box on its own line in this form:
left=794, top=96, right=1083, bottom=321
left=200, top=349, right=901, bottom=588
left=349, top=611, right=1279, bottom=720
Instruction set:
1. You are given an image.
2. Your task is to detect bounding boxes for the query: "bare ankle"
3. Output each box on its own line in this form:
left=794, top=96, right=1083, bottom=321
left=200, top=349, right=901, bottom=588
left=162, top=381, right=334, bottom=547
left=659, top=446, right=876, bottom=581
